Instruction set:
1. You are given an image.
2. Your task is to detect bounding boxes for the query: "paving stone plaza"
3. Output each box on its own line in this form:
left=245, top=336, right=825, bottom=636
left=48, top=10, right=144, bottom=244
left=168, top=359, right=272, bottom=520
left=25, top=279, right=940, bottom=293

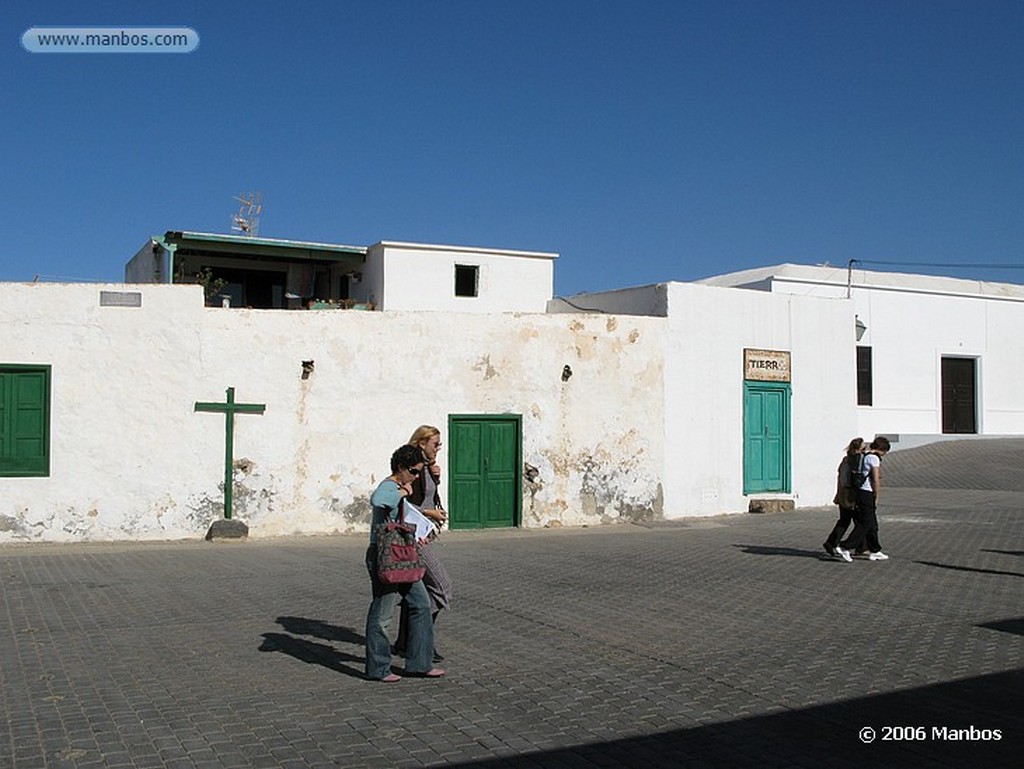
left=1, top=440, right=1021, bottom=767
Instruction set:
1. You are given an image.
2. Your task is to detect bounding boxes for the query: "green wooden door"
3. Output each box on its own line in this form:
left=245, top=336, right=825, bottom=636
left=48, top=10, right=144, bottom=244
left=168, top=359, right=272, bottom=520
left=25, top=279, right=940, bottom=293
left=448, top=415, right=521, bottom=529
left=743, top=382, right=790, bottom=493
left=0, top=366, right=51, bottom=477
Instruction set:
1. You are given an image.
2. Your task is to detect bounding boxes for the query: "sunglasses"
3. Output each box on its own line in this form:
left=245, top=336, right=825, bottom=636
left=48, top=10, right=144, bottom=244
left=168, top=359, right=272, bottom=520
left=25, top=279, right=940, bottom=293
left=407, top=467, right=422, bottom=476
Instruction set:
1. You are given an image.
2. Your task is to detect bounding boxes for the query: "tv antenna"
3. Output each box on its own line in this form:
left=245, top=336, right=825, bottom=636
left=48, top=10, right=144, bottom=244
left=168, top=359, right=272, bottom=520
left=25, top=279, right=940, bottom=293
left=231, top=192, right=262, bottom=236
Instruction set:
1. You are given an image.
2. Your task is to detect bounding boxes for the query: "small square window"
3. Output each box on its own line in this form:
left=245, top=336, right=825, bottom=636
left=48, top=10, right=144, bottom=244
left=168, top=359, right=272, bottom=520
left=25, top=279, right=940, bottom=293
left=454, top=265, right=479, bottom=298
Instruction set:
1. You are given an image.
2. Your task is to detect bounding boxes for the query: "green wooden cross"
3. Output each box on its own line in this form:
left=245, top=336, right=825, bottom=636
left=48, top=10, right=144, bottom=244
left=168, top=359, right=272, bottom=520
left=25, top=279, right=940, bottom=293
left=194, top=387, right=266, bottom=520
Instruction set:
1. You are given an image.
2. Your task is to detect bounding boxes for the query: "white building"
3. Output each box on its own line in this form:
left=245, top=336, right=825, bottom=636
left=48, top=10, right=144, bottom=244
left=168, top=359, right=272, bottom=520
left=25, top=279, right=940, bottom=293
left=2, top=240, right=1022, bottom=543
left=696, top=264, right=1024, bottom=444
left=358, top=241, right=556, bottom=313
left=125, top=231, right=556, bottom=314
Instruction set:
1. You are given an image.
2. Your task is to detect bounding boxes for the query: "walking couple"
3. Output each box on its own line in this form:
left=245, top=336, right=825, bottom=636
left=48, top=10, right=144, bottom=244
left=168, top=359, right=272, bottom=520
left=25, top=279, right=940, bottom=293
left=823, top=436, right=891, bottom=562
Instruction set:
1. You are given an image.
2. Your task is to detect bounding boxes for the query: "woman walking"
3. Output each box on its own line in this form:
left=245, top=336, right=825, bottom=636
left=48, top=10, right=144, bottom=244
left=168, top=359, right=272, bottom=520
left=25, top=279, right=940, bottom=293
left=364, top=444, right=445, bottom=681
left=394, top=425, right=453, bottom=663
left=823, top=437, right=864, bottom=560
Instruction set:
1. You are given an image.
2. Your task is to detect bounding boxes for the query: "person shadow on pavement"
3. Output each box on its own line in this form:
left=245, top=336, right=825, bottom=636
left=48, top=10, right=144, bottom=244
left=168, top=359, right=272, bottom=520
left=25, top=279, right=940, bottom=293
left=258, top=617, right=366, bottom=678
left=734, top=544, right=831, bottom=559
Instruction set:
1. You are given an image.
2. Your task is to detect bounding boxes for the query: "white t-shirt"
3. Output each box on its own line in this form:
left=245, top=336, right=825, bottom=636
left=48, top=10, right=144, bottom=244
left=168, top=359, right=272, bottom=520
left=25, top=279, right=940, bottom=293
left=860, top=453, right=881, bottom=491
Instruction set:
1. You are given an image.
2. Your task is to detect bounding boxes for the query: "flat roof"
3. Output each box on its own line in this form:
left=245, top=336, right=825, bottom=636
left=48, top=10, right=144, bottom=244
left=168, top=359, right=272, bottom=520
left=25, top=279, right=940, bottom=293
left=163, top=230, right=368, bottom=256
left=697, top=263, right=1024, bottom=301
left=373, top=240, right=558, bottom=260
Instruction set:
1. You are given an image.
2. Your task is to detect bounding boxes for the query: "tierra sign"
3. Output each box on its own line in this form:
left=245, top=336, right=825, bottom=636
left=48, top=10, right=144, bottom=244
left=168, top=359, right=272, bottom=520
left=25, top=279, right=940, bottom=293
left=744, top=349, right=791, bottom=382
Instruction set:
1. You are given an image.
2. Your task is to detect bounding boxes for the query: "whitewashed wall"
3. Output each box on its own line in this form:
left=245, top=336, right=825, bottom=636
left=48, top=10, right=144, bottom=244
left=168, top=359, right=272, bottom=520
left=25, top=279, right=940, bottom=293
left=549, top=284, right=669, bottom=316
left=0, top=283, right=663, bottom=543
left=363, top=242, right=556, bottom=313
left=754, top=269, right=1024, bottom=438
left=851, top=285, right=1024, bottom=437
left=552, top=281, right=856, bottom=515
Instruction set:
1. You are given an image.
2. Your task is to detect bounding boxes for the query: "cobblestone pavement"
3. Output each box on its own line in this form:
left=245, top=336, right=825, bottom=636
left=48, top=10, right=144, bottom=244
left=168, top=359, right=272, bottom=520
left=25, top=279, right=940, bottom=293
left=1, top=486, right=1021, bottom=768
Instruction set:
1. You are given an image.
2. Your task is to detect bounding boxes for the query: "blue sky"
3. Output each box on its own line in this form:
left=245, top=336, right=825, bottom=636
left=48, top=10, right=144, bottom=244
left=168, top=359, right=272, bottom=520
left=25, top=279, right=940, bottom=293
left=3, top=0, right=1023, bottom=296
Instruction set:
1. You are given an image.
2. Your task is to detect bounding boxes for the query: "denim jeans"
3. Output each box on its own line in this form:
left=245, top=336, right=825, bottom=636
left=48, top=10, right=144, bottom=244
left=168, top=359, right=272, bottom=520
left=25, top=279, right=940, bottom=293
left=364, top=545, right=434, bottom=679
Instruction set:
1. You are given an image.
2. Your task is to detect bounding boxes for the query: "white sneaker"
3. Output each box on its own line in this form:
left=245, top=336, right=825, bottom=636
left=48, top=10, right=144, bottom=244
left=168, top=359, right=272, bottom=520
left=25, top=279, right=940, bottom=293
left=868, top=551, right=889, bottom=561
left=835, top=547, right=853, bottom=563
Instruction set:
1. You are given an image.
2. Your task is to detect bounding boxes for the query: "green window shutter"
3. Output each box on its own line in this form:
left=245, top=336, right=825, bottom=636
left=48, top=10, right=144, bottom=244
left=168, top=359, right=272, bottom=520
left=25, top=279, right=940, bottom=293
left=0, top=366, right=51, bottom=477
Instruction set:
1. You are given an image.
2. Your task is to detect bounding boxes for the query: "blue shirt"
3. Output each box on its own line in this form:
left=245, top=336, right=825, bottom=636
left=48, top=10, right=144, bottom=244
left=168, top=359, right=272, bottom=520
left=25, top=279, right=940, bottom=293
left=368, top=479, right=402, bottom=546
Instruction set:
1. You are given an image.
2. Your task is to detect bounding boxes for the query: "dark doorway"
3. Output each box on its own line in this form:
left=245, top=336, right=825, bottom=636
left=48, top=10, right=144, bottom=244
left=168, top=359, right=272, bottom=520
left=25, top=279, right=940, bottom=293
left=941, top=357, right=977, bottom=434
left=208, top=268, right=286, bottom=308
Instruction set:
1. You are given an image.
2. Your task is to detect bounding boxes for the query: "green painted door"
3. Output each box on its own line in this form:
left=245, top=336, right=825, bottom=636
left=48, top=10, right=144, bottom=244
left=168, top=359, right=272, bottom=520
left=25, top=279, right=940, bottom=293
left=448, top=415, right=520, bottom=529
left=0, top=366, right=51, bottom=477
left=743, top=382, right=790, bottom=493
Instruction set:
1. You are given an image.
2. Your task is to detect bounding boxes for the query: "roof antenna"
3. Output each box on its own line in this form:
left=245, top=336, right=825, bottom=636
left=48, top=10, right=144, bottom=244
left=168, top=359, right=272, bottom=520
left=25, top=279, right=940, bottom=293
left=231, top=192, right=262, bottom=237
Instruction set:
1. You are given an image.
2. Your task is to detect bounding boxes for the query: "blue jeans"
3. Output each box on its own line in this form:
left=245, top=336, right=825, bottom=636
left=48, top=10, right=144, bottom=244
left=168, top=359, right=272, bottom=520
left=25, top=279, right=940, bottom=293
left=364, top=545, right=434, bottom=678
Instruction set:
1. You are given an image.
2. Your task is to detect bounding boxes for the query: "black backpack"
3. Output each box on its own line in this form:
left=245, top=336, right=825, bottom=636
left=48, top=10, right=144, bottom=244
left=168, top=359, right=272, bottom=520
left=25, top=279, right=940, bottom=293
left=846, top=453, right=869, bottom=489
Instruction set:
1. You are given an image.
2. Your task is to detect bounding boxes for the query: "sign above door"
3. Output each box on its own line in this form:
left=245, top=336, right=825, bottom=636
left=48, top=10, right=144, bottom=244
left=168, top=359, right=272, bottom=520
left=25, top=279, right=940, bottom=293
left=744, top=348, right=791, bottom=382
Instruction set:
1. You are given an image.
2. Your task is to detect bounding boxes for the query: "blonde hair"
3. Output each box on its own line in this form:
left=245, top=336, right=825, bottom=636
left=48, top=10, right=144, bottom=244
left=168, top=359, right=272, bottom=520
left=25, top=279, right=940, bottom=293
left=408, top=425, right=440, bottom=448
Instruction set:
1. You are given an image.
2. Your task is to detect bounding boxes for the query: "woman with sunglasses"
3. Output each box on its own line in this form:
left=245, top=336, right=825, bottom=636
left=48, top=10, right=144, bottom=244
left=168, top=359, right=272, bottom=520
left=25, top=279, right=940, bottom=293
left=363, top=444, right=445, bottom=681
left=393, top=425, right=453, bottom=663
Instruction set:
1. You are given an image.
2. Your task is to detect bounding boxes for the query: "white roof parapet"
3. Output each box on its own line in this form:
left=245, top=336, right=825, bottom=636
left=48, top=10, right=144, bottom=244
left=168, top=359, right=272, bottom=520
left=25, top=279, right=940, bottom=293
left=697, top=263, right=1024, bottom=302
left=373, top=240, right=558, bottom=260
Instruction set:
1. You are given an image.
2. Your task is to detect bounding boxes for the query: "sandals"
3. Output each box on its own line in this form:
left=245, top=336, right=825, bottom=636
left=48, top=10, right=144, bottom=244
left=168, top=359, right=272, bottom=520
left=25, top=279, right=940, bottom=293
left=372, top=668, right=445, bottom=681
left=407, top=667, right=446, bottom=678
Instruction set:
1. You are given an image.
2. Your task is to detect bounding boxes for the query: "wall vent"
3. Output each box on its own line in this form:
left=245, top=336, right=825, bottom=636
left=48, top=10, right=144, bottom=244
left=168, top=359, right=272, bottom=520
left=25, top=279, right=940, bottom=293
left=99, top=290, right=142, bottom=308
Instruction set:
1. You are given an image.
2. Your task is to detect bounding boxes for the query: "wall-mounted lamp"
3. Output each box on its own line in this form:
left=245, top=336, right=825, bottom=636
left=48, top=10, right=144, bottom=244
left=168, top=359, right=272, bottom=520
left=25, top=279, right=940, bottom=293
left=301, top=360, right=315, bottom=380
left=561, top=365, right=573, bottom=382
left=855, top=316, right=867, bottom=342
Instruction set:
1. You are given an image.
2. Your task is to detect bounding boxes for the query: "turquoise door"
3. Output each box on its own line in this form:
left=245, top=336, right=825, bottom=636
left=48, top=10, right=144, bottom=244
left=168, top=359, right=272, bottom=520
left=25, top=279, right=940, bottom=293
left=743, top=382, right=790, bottom=493
left=448, top=415, right=521, bottom=529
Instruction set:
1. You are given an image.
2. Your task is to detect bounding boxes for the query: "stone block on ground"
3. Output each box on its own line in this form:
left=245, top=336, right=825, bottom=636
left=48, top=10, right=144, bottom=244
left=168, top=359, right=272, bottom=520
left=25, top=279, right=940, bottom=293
left=205, top=518, right=249, bottom=541
left=747, top=498, right=795, bottom=514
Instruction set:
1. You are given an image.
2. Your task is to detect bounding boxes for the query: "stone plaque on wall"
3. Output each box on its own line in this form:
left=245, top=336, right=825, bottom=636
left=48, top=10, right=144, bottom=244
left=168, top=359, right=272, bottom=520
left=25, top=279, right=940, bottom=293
left=744, top=348, right=791, bottom=382
left=99, top=290, right=142, bottom=308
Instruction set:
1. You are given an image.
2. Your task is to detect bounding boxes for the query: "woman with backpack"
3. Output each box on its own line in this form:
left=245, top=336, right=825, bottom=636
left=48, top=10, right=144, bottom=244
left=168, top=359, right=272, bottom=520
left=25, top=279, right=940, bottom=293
left=836, top=436, right=892, bottom=562
left=823, top=437, right=865, bottom=559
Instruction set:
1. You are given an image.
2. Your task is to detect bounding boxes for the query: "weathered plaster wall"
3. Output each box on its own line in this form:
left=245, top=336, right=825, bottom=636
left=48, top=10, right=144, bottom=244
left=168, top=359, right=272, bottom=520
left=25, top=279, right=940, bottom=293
left=1, top=283, right=207, bottom=540
left=0, top=283, right=664, bottom=542
left=551, top=281, right=856, bottom=515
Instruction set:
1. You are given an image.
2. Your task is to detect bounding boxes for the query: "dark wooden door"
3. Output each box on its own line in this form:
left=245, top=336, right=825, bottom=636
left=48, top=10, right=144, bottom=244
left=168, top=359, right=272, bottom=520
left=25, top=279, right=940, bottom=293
left=942, top=357, right=977, bottom=434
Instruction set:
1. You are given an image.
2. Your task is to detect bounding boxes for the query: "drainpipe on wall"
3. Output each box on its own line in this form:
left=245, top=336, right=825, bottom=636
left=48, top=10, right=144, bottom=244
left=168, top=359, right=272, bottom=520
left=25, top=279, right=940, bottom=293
left=152, top=235, right=178, bottom=284
left=846, top=258, right=859, bottom=299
